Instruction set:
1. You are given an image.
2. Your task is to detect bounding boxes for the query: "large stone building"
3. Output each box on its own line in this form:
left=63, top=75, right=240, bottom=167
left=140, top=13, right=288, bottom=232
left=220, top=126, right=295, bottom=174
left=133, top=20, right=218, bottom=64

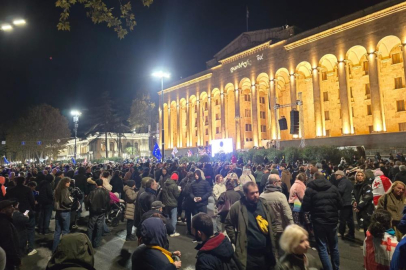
left=159, top=0, right=406, bottom=152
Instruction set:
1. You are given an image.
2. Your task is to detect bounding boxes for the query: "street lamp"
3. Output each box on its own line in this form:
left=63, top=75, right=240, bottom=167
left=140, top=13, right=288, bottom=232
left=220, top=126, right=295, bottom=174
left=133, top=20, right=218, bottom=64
left=1, top=18, right=26, bottom=31
left=132, top=128, right=136, bottom=157
left=71, top=110, right=82, bottom=160
left=152, top=71, right=170, bottom=162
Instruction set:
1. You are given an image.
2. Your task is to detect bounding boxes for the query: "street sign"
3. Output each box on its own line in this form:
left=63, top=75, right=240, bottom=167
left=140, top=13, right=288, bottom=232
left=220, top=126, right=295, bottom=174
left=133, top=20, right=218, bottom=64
left=1, top=141, right=5, bottom=145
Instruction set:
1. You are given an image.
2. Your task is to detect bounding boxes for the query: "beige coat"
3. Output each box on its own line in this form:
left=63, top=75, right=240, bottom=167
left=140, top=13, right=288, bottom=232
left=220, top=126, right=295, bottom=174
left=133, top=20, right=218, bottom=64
left=124, top=186, right=137, bottom=220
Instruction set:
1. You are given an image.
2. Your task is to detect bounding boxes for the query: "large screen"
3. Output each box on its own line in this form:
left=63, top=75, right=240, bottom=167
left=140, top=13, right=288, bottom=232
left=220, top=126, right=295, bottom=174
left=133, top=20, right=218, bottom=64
left=211, top=138, right=233, bottom=157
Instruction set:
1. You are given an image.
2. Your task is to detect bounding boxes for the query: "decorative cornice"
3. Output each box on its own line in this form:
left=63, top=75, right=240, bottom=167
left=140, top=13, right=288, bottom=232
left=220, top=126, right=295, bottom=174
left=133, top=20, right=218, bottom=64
left=284, top=1, right=406, bottom=50
left=159, top=73, right=213, bottom=95
left=219, top=41, right=271, bottom=65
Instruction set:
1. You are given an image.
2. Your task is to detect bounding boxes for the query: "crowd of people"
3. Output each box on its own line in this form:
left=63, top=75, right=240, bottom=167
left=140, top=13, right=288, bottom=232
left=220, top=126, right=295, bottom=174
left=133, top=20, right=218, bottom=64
left=0, top=152, right=405, bottom=270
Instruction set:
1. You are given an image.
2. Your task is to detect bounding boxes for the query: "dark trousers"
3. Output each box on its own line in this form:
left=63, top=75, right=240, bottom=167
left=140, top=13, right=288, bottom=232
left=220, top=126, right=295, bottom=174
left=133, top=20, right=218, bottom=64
left=126, top=219, right=134, bottom=236
left=38, top=204, right=53, bottom=233
left=87, top=213, right=105, bottom=248
left=246, top=248, right=275, bottom=270
left=193, top=205, right=207, bottom=215
left=185, top=208, right=192, bottom=233
left=313, top=224, right=340, bottom=270
left=339, top=205, right=355, bottom=237
left=27, top=215, right=36, bottom=252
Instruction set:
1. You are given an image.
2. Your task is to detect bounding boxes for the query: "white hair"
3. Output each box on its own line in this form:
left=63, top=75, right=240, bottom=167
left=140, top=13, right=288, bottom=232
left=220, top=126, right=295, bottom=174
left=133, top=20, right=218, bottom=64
left=279, top=224, right=308, bottom=254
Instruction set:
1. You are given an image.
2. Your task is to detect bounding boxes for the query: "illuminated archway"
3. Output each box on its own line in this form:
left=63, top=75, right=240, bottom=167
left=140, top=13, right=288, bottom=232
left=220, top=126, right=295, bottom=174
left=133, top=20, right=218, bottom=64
left=189, top=95, right=197, bottom=147
left=179, top=98, right=187, bottom=148
left=224, top=83, right=236, bottom=145
left=239, top=78, right=252, bottom=148
left=211, top=88, right=221, bottom=140
left=256, top=73, right=270, bottom=142
left=170, top=101, right=178, bottom=148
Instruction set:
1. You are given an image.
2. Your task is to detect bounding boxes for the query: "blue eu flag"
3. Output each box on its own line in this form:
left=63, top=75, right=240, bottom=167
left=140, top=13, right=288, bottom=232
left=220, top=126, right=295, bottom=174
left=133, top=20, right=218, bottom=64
left=153, top=143, right=162, bottom=161
left=71, top=157, right=77, bottom=165
left=3, top=156, right=10, bottom=164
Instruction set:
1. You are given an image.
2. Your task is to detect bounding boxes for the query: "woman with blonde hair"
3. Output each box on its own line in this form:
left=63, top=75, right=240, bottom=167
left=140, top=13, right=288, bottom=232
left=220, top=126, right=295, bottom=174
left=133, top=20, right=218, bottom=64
left=377, top=181, right=406, bottom=240
left=277, top=224, right=321, bottom=270
left=213, top=174, right=226, bottom=201
left=352, top=170, right=374, bottom=236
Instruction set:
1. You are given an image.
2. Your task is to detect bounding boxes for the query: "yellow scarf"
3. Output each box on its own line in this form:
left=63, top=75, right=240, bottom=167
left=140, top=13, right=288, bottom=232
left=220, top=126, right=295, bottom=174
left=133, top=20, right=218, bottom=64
left=148, top=246, right=174, bottom=264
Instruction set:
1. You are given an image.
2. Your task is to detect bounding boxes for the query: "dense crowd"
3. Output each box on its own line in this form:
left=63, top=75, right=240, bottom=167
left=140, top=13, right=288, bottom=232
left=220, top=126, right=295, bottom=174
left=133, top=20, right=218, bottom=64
left=0, top=152, right=405, bottom=270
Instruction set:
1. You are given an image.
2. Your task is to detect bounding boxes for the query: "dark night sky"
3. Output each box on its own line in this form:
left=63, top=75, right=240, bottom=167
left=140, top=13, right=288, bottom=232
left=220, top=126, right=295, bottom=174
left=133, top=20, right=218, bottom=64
left=0, top=0, right=385, bottom=133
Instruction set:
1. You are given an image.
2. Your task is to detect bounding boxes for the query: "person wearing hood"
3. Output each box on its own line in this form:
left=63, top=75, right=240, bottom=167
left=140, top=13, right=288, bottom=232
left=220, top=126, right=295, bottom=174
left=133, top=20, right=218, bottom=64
left=123, top=180, right=137, bottom=241
left=239, top=167, right=255, bottom=186
left=260, top=173, right=293, bottom=256
left=394, top=165, right=406, bottom=185
left=46, top=233, right=95, bottom=270
left=131, top=217, right=182, bottom=270
left=193, top=212, right=242, bottom=270
left=161, top=173, right=180, bottom=237
left=38, top=174, right=54, bottom=235
left=159, top=168, right=171, bottom=188
left=301, top=171, right=342, bottom=270
left=191, top=170, right=212, bottom=214
left=372, top=169, right=392, bottom=207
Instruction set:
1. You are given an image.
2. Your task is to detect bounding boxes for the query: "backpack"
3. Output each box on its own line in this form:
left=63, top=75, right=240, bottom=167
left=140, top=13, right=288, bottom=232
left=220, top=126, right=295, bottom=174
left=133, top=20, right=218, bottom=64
left=70, top=187, right=83, bottom=211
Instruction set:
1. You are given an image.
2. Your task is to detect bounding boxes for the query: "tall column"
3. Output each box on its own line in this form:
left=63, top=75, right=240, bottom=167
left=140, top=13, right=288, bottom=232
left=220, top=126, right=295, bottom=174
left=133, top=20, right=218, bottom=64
left=251, top=84, right=259, bottom=146
left=159, top=95, right=163, bottom=148
left=167, top=106, right=171, bottom=149
left=402, top=45, right=406, bottom=84
left=186, top=101, right=190, bottom=147
left=312, top=68, right=323, bottom=137
left=270, top=79, right=277, bottom=139
left=208, top=95, right=212, bottom=143
left=221, top=91, right=226, bottom=137
left=197, top=99, right=201, bottom=146
left=177, top=104, right=181, bottom=148
left=235, top=88, right=241, bottom=150
left=290, top=74, right=297, bottom=109
left=338, top=61, right=351, bottom=135
left=368, top=52, right=384, bottom=132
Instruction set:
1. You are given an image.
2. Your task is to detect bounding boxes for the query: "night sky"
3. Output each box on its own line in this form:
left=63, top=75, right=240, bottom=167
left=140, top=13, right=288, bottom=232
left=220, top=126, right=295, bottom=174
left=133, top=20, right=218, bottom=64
left=0, top=0, right=385, bottom=133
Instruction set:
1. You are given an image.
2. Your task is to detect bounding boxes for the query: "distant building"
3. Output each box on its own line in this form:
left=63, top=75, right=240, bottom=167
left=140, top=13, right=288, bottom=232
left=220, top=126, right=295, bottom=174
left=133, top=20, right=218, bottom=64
left=57, top=132, right=154, bottom=161
left=159, top=0, right=406, bottom=152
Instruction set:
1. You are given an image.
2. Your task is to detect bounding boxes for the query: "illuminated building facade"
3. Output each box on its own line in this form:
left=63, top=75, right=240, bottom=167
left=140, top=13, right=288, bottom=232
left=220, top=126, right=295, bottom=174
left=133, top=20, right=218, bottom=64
left=159, top=0, right=406, bottom=151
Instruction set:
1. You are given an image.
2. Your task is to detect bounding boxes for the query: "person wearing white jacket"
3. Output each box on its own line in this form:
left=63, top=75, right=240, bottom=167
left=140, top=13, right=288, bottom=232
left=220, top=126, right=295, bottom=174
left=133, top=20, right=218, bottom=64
left=213, top=174, right=226, bottom=201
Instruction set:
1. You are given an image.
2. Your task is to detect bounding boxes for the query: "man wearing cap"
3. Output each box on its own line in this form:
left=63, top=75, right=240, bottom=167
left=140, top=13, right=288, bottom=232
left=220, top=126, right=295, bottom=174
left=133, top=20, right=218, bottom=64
left=161, top=173, right=180, bottom=237
left=0, top=200, right=21, bottom=270
left=335, top=170, right=355, bottom=240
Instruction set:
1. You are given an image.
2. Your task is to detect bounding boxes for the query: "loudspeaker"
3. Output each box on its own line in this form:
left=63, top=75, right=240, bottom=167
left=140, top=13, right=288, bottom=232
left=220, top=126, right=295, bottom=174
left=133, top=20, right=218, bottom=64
left=290, top=110, right=300, bottom=134
left=278, top=117, right=288, bottom=130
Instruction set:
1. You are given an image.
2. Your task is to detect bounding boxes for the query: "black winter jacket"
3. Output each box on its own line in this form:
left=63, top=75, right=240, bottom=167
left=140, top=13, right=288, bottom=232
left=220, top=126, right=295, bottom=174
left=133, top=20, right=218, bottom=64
left=161, top=179, right=180, bottom=208
left=38, top=180, right=54, bottom=205
left=135, top=188, right=157, bottom=228
left=190, top=179, right=213, bottom=207
left=337, top=177, right=353, bottom=206
left=6, top=184, right=35, bottom=217
left=351, top=180, right=374, bottom=222
left=110, top=176, right=123, bottom=194
left=0, top=213, right=21, bottom=270
left=86, top=188, right=110, bottom=215
left=131, top=244, right=175, bottom=270
left=73, top=173, right=88, bottom=194
left=395, top=171, right=406, bottom=186
left=301, top=178, right=342, bottom=226
left=195, top=233, right=242, bottom=270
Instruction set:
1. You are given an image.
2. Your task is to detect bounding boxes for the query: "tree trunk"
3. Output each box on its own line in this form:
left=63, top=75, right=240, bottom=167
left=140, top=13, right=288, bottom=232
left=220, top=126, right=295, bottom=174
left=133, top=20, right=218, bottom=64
left=105, top=132, right=108, bottom=158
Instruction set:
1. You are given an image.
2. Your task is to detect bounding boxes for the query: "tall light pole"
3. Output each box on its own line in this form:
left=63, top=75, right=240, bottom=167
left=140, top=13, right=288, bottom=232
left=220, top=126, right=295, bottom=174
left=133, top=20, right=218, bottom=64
left=71, top=110, right=82, bottom=160
left=152, top=71, right=170, bottom=162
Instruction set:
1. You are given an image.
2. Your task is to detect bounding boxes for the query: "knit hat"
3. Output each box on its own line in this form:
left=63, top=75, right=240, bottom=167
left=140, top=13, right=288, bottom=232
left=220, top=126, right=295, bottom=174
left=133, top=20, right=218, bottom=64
left=127, top=180, right=135, bottom=187
left=170, top=173, right=179, bottom=181
left=151, top=201, right=164, bottom=210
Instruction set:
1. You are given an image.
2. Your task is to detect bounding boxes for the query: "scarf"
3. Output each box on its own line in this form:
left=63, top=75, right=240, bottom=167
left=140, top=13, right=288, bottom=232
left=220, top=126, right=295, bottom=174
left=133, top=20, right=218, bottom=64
left=148, top=245, right=174, bottom=263
left=264, top=183, right=282, bottom=193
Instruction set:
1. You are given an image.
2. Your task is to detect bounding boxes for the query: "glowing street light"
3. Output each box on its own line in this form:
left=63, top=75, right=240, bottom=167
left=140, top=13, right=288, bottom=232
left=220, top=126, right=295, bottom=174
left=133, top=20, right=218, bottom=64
left=71, top=110, right=82, bottom=160
left=13, top=19, right=26, bottom=26
left=152, top=71, right=170, bottom=162
left=1, top=24, right=13, bottom=31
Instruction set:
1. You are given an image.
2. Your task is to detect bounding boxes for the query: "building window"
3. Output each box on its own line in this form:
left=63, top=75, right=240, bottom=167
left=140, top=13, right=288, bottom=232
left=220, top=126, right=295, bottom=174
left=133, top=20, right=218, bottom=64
left=369, top=126, right=374, bottom=134
left=397, top=100, right=405, bottom=112
left=363, top=61, right=369, bottom=75
left=325, top=130, right=330, bottom=137
left=261, top=125, right=266, bottom=132
left=245, top=124, right=252, bottom=132
left=399, top=122, right=406, bottom=131
left=367, top=105, right=372, bottom=115
left=195, top=105, right=197, bottom=113
left=395, top=77, right=403, bottom=89
left=323, top=92, right=329, bottom=101
left=215, top=99, right=219, bottom=106
left=350, top=87, right=353, bottom=98
left=324, top=111, right=330, bottom=120
left=204, top=102, right=208, bottom=110
left=195, top=130, right=198, bottom=136
left=392, top=53, right=402, bottom=64
left=259, top=97, right=265, bottom=104
left=215, top=113, right=220, bottom=120
left=244, top=94, right=251, bottom=102
left=205, top=129, right=208, bottom=135
left=205, top=116, right=208, bottom=125
left=365, top=83, right=371, bottom=98
left=260, top=111, right=266, bottom=119
left=185, top=132, right=187, bottom=138
left=245, top=138, right=253, bottom=142
left=194, top=119, right=197, bottom=127
left=352, top=107, right=354, bottom=117
left=322, top=71, right=327, bottom=81
left=245, top=109, right=251, bottom=117
left=216, top=127, right=220, bottom=134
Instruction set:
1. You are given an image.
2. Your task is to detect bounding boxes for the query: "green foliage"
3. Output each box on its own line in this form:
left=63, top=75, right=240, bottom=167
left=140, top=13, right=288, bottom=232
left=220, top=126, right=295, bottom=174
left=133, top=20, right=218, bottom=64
left=128, top=95, right=157, bottom=130
left=125, top=146, right=139, bottom=156
left=56, top=0, right=153, bottom=39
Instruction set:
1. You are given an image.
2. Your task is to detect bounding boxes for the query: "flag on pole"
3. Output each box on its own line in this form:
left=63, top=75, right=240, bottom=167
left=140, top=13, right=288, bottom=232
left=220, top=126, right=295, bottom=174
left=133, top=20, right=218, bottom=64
left=3, top=156, right=10, bottom=164
left=246, top=6, right=249, bottom=19
left=153, top=143, right=162, bottom=161
left=187, top=150, right=192, bottom=157
left=172, top=147, right=178, bottom=157
left=71, top=157, right=76, bottom=165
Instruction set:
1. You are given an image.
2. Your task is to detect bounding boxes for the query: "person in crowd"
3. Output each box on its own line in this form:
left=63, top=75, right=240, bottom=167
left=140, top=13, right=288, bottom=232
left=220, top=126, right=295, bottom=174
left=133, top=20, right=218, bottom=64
left=6, top=176, right=36, bottom=256
left=0, top=200, right=21, bottom=270
left=73, top=167, right=88, bottom=217
left=161, top=172, right=180, bottom=237
left=53, top=171, right=64, bottom=190
left=260, top=173, right=293, bottom=256
left=190, top=170, right=212, bottom=214
left=69, top=179, right=84, bottom=230
left=193, top=212, right=242, bottom=270
left=281, top=169, right=292, bottom=192
left=277, top=224, right=321, bottom=270
left=100, top=171, right=112, bottom=191
left=124, top=180, right=137, bottom=241
left=307, top=161, right=319, bottom=183
left=225, top=182, right=277, bottom=270
left=0, top=176, right=6, bottom=201
left=254, top=165, right=264, bottom=188
left=335, top=170, right=355, bottom=240
left=216, top=179, right=242, bottom=230
left=213, top=174, right=226, bottom=201
left=180, top=172, right=195, bottom=235
left=12, top=201, right=29, bottom=256
left=53, top=177, right=73, bottom=252
left=131, top=217, right=182, bottom=270
left=352, top=170, right=374, bottom=236
left=159, top=168, right=170, bottom=188
left=86, top=179, right=110, bottom=248
left=372, top=169, right=392, bottom=207
left=38, top=173, right=54, bottom=235
left=390, top=206, right=406, bottom=270
left=288, top=173, right=308, bottom=226
left=260, top=167, right=271, bottom=193
left=110, top=170, right=124, bottom=197
left=87, top=170, right=100, bottom=195
left=0, top=247, right=5, bottom=270
left=135, top=178, right=158, bottom=229
left=364, top=209, right=398, bottom=270
left=377, top=181, right=406, bottom=240
left=46, top=233, right=95, bottom=270
left=239, top=167, right=255, bottom=186
left=394, top=165, right=406, bottom=185
left=301, top=171, right=342, bottom=270
left=203, top=163, right=215, bottom=186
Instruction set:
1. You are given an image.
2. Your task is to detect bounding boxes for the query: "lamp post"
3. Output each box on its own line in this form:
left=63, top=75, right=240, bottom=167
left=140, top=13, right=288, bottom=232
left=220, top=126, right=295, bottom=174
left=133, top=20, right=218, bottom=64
left=1, top=18, right=26, bottom=31
left=152, top=71, right=170, bottom=162
left=71, top=110, right=82, bottom=160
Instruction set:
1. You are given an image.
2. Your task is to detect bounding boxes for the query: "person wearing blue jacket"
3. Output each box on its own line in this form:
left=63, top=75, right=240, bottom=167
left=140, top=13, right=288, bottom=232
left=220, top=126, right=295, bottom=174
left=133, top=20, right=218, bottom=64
left=390, top=205, right=406, bottom=270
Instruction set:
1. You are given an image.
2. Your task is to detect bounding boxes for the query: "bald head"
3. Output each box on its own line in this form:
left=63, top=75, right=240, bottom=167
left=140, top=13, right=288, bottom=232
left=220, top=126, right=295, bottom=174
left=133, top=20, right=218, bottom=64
left=268, top=174, right=281, bottom=186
